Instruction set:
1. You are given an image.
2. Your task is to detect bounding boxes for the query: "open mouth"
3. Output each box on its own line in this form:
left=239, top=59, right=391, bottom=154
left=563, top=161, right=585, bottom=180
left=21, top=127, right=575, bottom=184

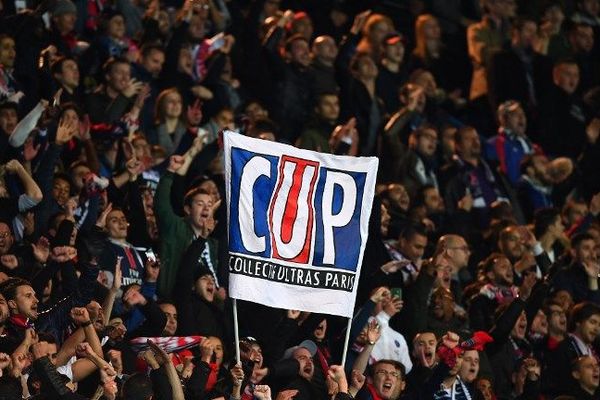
left=382, top=383, right=393, bottom=391
left=424, top=351, right=434, bottom=363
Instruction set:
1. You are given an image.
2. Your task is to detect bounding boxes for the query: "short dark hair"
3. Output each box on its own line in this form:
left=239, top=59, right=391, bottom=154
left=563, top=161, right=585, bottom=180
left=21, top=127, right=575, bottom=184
left=140, top=43, right=165, bottom=59
left=569, top=302, right=600, bottom=332
left=50, top=56, right=76, bottom=77
left=122, top=373, right=154, bottom=400
left=413, top=184, right=437, bottom=208
left=399, top=223, right=427, bottom=242
left=0, top=277, right=31, bottom=302
left=103, top=57, right=130, bottom=76
left=0, top=101, right=18, bottom=114
left=534, top=207, right=561, bottom=237
left=571, top=232, right=595, bottom=249
left=455, top=126, right=477, bottom=145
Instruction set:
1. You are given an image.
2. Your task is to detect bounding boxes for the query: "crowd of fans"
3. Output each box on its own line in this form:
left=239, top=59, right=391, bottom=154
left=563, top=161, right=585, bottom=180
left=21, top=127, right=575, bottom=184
left=0, top=0, right=600, bottom=398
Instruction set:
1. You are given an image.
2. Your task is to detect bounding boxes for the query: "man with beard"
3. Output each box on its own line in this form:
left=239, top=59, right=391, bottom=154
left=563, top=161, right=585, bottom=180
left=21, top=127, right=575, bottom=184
left=498, top=225, right=550, bottom=284
left=381, top=184, right=412, bottom=239
left=278, top=340, right=328, bottom=400
left=357, top=359, right=407, bottom=400
left=428, top=287, right=469, bottom=340
left=552, top=233, right=600, bottom=304
left=468, top=253, right=519, bottom=331
left=517, top=153, right=559, bottom=220
left=545, top=302, right=600, bottom=396
left=396, top=125, right=440, bottom=200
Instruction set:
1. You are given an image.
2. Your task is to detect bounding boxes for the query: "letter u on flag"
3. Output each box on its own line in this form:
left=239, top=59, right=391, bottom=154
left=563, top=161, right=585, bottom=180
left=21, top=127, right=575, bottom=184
left=224, top=131, right=378, bottom=318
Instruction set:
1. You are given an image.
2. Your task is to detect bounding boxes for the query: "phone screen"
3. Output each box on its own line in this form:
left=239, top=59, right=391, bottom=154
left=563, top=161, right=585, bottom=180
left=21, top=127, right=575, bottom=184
left=390, top=287, right=403, bottom=300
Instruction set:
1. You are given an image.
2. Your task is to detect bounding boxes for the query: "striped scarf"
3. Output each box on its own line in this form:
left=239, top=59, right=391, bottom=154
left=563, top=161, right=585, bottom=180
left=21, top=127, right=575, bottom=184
left=433, top=378, right=471, bottom=400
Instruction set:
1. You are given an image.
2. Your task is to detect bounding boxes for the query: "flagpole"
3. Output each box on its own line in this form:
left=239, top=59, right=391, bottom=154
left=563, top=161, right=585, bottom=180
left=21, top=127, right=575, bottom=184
left=340, top=317, right=352, bottom=367
left=232, top=298, right=241, bottom=363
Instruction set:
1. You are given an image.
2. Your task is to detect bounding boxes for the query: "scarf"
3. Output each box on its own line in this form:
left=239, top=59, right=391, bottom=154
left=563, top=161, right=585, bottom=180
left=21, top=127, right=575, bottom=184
left=205, top=362, right=219, bottom=391
left=129, top=335, right=204, bottom=354
left=479, top=283, right=519, bottom=304
left=433, top=378, right=471, bottom=400
left=8, top=315, right=33, bottom=329
left=366, top=383, right=384, bottom=400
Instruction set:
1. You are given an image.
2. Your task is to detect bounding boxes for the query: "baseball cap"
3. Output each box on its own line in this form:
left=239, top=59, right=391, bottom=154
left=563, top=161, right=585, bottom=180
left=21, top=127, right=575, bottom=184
left=282, top=339, right=317, bottom=360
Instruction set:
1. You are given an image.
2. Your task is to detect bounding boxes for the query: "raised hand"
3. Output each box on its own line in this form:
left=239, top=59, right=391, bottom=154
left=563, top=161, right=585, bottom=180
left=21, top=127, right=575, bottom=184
left=167, top=155, right=185, bottom=173
left=147, top=339, right=170, bottom=366
left=4, top=159, right=23, bottom=174
left=366, top=318, right=381, bottom=345
left=122, top=78, right=144, bottom=98
left=380, top=260, right=411, bottom=274
left=383, top=296, right=403, bottom=317
left=230, top=362, right=244, bottom=387
left=56, top=117, right=78, bottom=145
left=199, top=337, right=214, bottom=363
left=0, top=254, right=18, bottom=270
left=133, top=84, right=151, bottom=111
left=350, top=9, right=371, bottom=35
left=32, top=236, right=50, bottom=264
left=254, top=385, right=272, bottom=399
left=123, top=287, right=147, bottom=307
left=76, top=342, right=96, bottom=357
left=96, top=202, right=113, bottom=229
left=23, top=137, right=41, bottom=161
left=350, top=369, right=365, bottom=391
left=50, top=246, right=77, bottom=263
left=70, top=307, right=91, bottom=326
left=10, top=352, right=29, bottom=375
left=112, top=257, right=123, bottom=292
left=458, top=192, right=473, bottom=211
left=0, top=353, right=10, bottom=374
left=328, top=365, right=348, bottom=393
left=107, top=350, right=123, bottom=375
left=370, top=286, right=391, bottom=303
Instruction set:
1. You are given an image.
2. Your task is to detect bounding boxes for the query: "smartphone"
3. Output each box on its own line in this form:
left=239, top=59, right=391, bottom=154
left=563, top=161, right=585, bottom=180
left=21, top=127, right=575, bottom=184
left=390, top=287, right=403, bottom=300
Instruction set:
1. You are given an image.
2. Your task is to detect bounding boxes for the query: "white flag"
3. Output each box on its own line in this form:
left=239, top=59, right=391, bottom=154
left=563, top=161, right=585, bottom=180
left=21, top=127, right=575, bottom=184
left=224, top=131, right=378, bottom=318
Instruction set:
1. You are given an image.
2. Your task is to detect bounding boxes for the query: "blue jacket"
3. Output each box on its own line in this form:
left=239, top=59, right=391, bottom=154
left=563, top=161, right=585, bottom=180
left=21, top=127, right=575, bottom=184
left=485, top=129, right=534, bottom=184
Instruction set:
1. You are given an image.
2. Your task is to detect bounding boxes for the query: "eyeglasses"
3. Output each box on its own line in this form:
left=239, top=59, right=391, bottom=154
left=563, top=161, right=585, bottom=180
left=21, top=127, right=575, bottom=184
left=375, top=370, right=400, bottom=378
left=0, top=231, right=10, bottom=239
